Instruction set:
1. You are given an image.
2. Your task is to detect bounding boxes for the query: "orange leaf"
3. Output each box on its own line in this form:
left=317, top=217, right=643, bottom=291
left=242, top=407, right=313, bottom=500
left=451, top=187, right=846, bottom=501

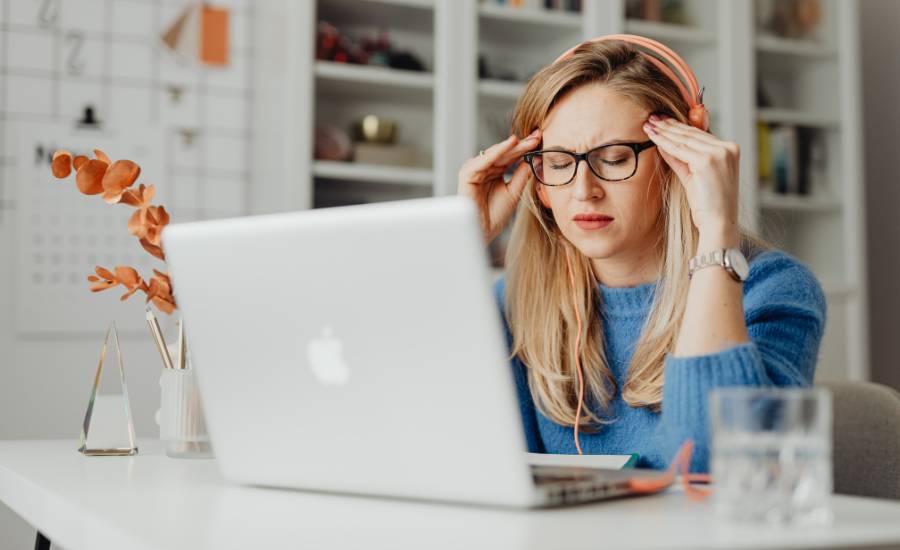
left=94, top=149, right=111, bottom=164
left=114, top=265, right=143, bottom=289
left=51, top=150, right=72, bottom=178
left=151, top=295, right=176, bottom=314
left=101, top=160, right=141, bottom=204
left=94, top=266, right=115, bottom=280
left=73, top=155, right=88, bottom=170
left=75, top=159, right=107, bottom=195
left=120, top=286, right=141, bottom=301
left=127, top=209, right=147, bottom=238
left=140, top=238, right=166, bottom=261
left=119, top=188, right=140, bottom=207
left=89, top=280, right=117, bottom=292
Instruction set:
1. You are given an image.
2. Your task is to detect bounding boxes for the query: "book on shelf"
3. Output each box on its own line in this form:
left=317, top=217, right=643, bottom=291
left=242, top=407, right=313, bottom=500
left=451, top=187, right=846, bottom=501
left=758, top=123, right=819, bottom=196
left=482, top=0, right=581, bottom=13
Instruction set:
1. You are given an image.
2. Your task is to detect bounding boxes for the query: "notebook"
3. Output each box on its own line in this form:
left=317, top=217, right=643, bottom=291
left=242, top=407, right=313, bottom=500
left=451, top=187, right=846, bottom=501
left=526, top=452, right=639, bottom=470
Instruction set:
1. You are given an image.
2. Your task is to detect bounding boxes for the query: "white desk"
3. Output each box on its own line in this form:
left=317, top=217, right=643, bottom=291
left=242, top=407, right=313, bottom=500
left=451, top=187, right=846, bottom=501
left=2, top=440, right=900, bottom=550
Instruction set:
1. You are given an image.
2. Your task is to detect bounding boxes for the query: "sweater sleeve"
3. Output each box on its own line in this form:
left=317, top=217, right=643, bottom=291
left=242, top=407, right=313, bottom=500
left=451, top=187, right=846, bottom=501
left=658, top=250, right=828, bottom=473
left=494, top=276, right=546, bottom=453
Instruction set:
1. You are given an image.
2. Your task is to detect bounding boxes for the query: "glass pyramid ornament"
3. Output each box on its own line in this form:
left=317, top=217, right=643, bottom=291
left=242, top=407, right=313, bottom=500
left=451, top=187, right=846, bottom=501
left=78, top=322, right=139, bottom=456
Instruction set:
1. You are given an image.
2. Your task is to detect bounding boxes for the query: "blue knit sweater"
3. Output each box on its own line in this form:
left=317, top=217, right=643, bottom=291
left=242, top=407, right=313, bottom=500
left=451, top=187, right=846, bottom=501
left=494, top=249, right=827, bottom=473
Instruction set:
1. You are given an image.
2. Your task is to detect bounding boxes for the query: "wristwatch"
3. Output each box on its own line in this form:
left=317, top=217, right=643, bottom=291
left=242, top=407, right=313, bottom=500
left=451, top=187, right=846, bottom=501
left=688, top=247, right=749, bottom=282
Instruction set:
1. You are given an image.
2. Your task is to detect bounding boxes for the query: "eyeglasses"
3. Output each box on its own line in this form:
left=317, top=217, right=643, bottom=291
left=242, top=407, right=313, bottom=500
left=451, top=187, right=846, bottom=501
left=523, top=140, right=657, bottom=186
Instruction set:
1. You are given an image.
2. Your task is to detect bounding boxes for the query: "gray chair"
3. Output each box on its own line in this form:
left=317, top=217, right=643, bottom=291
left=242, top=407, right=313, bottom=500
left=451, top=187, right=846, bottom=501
left=818, top=380, right=900, bottom=500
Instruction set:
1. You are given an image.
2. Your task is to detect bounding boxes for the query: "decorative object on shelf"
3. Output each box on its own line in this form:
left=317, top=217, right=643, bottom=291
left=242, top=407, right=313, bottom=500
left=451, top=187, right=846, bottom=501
left=481, top=0, right=581, bottom=14
left=161, top=1, right=230, bottom=66
left=348, top=116, right=430, bottom=168
left=478, top=54, right=528, bottom=83
left=353, top=115, right=397, bottom=144
left=316, top=21, right=427, bottom=72
left=78, top=322, right=138, bottom=456
left=314, top=124, right=353, bottom=162
left=756, top=0, right=822, bottom=40
left=625, top=0, right=689, bottom=25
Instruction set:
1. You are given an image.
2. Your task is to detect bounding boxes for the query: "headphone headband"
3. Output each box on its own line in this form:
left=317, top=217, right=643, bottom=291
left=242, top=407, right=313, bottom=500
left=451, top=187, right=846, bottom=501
left=551, top=34, right=709, bottom=132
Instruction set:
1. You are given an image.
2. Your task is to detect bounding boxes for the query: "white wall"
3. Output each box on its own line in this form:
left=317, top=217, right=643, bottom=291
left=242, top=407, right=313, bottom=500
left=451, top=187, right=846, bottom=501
left=0, top=0, right=254, bottom=547
left=860, top=0, right=900, bottom=392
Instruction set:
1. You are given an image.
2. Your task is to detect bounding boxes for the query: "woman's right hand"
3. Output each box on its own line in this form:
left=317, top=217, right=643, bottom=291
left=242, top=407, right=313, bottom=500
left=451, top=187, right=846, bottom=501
left=457, top=129, right=542, bottom=243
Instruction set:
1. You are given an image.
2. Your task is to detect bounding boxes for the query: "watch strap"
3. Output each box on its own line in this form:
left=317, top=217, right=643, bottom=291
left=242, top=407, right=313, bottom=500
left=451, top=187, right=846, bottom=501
left=689, top=248, right=727, bottom=279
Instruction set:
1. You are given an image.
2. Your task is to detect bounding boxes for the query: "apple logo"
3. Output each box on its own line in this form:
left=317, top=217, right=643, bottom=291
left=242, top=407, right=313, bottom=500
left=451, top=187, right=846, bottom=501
left=306, top=325, right=350, bottom=386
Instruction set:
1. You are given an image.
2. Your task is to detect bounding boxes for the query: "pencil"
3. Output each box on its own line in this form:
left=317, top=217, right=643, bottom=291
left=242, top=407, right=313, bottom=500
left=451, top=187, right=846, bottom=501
left=146, top=305, right=175, bottom=370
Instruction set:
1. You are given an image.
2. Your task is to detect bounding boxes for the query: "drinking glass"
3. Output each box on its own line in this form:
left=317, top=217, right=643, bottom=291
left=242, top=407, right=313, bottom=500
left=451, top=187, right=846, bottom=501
left=710, top=386, right=832, bottom=524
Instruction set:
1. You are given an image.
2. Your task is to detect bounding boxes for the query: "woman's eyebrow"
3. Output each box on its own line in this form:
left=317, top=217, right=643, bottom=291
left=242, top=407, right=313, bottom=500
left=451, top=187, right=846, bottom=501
left=543, top=139, right=637, bottom=151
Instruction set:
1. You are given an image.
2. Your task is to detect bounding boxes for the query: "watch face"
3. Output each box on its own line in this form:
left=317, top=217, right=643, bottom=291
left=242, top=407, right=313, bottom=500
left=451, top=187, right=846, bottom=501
left=726, top=248, right=750, bottom=281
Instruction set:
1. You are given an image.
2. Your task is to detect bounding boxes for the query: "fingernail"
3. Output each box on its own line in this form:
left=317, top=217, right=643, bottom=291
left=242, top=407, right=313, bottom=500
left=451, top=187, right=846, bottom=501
left=649, top=114, right=661, bottom=122
left=527, top=129, right=540, bottom=138
left=643, top=123, right=657, bottom=135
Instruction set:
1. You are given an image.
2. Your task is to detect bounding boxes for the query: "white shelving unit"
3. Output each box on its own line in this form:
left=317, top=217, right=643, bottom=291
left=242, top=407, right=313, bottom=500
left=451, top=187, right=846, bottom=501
left=751, top=0, right=869, bottom=382
left=252, top=0, right=868, bottom=382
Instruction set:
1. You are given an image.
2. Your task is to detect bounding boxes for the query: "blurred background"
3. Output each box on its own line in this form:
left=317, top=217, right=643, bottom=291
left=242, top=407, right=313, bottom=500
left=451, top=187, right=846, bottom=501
left=0, top=0, right=898, bottom=546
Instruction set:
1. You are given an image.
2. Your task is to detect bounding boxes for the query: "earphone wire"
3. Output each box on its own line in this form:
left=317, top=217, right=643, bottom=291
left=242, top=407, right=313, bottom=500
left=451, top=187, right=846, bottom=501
left=563, top=244, right=586, bottom=455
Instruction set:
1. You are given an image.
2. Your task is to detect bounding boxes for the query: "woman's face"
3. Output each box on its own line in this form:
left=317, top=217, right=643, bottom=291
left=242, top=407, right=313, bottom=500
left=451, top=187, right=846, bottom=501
left=538, top=83, right=664, bottom=265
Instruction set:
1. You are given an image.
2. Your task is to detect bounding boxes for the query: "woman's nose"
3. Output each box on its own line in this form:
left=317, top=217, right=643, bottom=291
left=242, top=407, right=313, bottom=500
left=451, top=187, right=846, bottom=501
left=572, top=160, right=605, bottom=201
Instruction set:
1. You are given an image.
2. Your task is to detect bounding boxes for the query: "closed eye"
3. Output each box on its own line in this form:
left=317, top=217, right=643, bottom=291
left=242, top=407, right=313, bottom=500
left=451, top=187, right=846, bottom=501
left=602, top=158, right=628, bottom=166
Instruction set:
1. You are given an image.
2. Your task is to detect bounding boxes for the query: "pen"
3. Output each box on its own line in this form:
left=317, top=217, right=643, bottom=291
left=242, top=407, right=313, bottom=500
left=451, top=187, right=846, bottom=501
left=146, top=305, right=175, bottom=370
left=177, top=318, right=187, bottom=370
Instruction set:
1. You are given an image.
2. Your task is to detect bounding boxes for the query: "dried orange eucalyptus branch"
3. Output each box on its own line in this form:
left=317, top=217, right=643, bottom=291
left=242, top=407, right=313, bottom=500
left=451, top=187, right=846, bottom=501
left=50, top=148, right=177, bottom=314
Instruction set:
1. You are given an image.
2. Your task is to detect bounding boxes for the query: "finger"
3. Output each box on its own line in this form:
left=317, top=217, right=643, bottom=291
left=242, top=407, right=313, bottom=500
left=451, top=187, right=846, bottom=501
left=656, top=146, right=690, bottom=184
left=494, top=135, right=541, bottom=167
left=476, top=135, right=521, bottom=170
left=649, top=121, right=721, bottom=156
left=651, top=117, right=721, bottom=147
left=645, top=126, right=708, bottom=166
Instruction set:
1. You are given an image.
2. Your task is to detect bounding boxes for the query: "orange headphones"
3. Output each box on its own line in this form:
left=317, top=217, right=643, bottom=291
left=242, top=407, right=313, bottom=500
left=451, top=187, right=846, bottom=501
left=540, top=35, right=708, bottom=455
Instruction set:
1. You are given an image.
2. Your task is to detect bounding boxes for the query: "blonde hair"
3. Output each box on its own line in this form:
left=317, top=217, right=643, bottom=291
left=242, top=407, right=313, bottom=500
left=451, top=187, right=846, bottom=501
left=503, top=40, right=769, bottom=431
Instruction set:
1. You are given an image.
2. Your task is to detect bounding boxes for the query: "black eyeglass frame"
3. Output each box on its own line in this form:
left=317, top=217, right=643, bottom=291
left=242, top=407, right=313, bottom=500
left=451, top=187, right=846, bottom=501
left=522, top=140, right=657, bottom=186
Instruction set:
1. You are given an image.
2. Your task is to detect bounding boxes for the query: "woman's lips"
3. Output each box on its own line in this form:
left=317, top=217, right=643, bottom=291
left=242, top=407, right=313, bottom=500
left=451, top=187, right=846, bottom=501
left=574, top=219, right=613, bottom=230
left=573, top=214, right=614, bottom=230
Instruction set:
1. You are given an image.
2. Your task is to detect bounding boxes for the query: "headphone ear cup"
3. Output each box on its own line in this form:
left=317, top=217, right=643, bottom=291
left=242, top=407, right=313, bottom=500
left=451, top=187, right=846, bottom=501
left=688, top=104, right=710, bottom=132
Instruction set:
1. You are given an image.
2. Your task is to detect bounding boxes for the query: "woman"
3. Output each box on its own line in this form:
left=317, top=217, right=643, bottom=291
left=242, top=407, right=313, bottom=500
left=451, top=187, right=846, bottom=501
left=457, top=36, right=826, bottom=473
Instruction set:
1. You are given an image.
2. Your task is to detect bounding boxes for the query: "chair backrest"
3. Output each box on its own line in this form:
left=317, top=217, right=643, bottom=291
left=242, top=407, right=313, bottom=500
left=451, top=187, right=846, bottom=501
left=818, top=380, right=900, bottom=499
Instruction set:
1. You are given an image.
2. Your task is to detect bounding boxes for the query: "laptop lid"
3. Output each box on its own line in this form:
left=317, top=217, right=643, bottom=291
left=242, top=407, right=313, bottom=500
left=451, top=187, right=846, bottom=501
left=162, top=196, right=537, bottom=506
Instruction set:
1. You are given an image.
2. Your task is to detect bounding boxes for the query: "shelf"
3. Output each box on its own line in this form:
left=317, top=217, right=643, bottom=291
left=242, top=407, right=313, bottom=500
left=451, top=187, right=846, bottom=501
left=318, top=0, right=434, bottom=33
left=478, top=4, right=581, bottom=29
left=758, top=189, right=842, bottom=213
left=756, top=107, right=840, bottom=129
left=315, top=61, right=433, bottom=104
left=755, top=33, right=837, bottom=58
left=624, top=19, right=717, bottom=46
left=315, top=61, right=433, bottom=90
left=478, top=79, right=525, bottom=102
left=313, top=160, right=433, bottom=186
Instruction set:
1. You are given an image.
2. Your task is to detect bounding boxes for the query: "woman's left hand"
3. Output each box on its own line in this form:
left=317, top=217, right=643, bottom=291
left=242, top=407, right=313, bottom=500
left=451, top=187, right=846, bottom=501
left=642, top=114, right=740, bottom=236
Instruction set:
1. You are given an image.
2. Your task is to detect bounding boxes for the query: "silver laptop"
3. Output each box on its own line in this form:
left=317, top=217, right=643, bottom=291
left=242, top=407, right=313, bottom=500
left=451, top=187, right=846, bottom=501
left=162, top=195, right=663, bottom=508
